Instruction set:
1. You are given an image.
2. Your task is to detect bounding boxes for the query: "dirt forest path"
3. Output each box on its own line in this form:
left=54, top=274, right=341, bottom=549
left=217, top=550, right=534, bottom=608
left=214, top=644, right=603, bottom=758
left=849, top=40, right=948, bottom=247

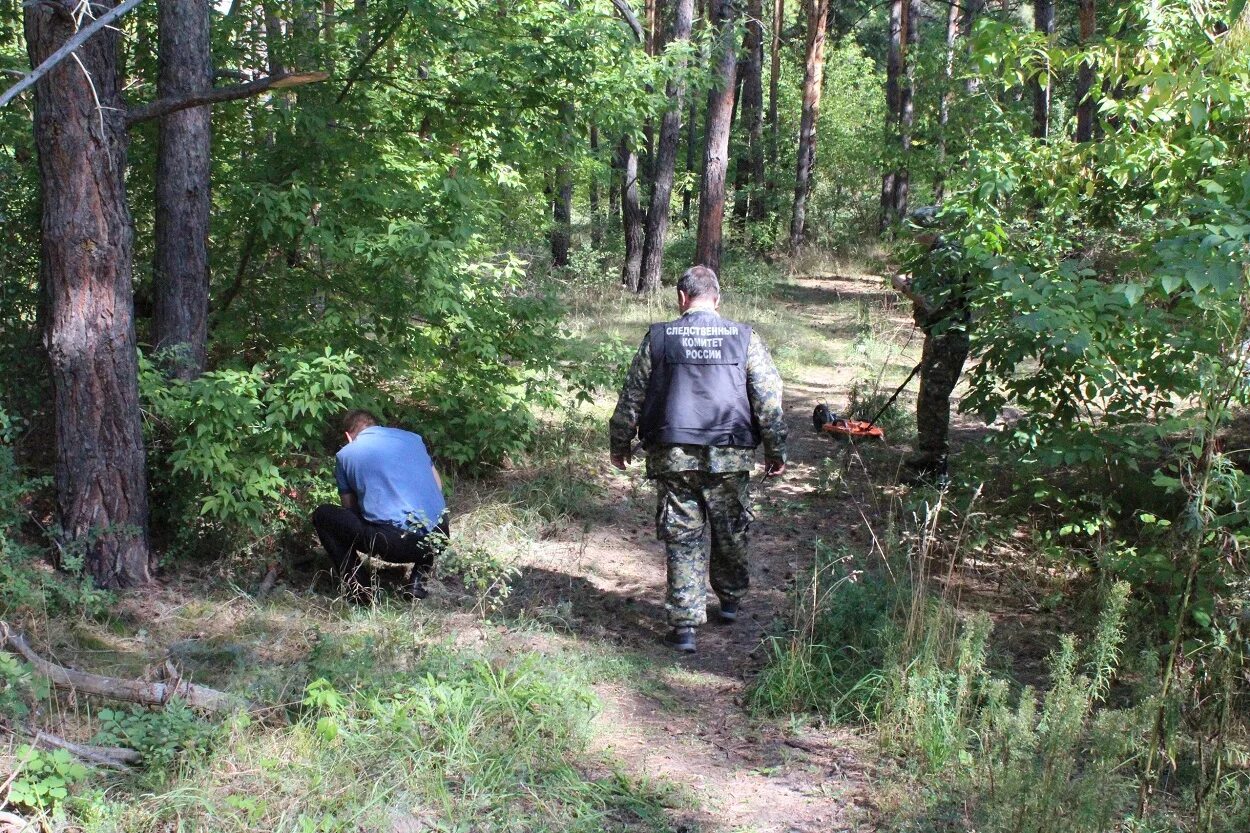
left=507, top=273, right=922, bottom=833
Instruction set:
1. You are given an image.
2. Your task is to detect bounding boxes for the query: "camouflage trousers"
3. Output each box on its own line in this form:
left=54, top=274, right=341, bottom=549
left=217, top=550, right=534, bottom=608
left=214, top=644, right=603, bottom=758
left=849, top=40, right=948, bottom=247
left=915, top=327, right=971, bottom=466
left=654, top=470, right=754, bottom=627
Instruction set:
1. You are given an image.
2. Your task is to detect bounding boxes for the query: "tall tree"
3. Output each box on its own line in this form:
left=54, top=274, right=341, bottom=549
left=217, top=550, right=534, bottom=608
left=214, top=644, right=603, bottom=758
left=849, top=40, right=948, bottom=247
left=788, top=0, right=829, bottom=250
left=1075, top=0, right=1097, bottom=142
left=620, top=137, right=645, bottom=289
left=153, top=0, right=213, bottom=380
left=24, top=0, right=151, bottom=587
left=640, top=0, right=697, bottom=293
left=1032, top=0, right=1055, bottom=140
left=695, top=0, right=740, bottom=274
left=879, top=0, right=916, bottom=230
left=731, top=0, right=765, bottom=226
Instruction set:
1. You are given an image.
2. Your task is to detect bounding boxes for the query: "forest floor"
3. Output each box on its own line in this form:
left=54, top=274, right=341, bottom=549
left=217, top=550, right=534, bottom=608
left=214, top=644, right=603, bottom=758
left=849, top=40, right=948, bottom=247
left=8, top=261, right=983, bottom=832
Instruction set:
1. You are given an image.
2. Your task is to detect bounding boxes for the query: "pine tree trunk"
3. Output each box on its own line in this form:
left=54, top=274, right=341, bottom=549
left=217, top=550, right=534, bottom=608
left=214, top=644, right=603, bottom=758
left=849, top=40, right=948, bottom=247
left=1032, top=0, right=1055, bottom=140
left=695, top=0, right=741, bottom=274
left=24, top=0, right=152, bottom=589
left=1076, top=0, right=1097, bottom=142
left=154, top=0, right=213, bottom=380
left=619, top=137, right=645, bottom=290
left=879, top=0, right=904, bottom=231
left=789, top=0, right=829, bottom=251
left=640, top=0, right=697, bottom=293
left=933, top=0, right=961, bottom=204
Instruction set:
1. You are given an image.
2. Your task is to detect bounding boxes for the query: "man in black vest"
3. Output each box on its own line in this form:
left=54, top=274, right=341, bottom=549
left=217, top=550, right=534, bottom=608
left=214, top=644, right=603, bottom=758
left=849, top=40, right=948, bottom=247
left=609, top=266, right=787, bottom=653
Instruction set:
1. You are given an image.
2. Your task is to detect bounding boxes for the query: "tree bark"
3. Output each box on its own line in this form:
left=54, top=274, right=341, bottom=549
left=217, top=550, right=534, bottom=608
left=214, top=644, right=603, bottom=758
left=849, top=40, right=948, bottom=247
left=1076, top=0, right=1097, bottom=142
left=619, top=137, right=645, bottom=290
left=640, top=0, right=697, bottom=294
left=24, top=0, right=151, bottom=588
left=696, top=0, right=741, bottom=274
left=788, top=0, right=829, bottom=250
left=934, top=0, right=961, bottom=204
left=1032, top=0, right=1055, bottom=140
left=153, top=0, right=213, bottom=380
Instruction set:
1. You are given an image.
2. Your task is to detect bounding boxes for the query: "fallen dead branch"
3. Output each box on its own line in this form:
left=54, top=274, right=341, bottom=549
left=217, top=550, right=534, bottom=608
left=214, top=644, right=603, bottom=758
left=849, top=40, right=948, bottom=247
left=0, top=621, right=276, bottom=721
left=15, top=727, right=140, bottom=770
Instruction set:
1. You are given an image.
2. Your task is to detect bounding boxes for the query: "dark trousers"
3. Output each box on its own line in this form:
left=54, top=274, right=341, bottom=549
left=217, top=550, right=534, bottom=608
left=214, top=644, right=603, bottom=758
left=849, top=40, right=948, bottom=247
left=916, top=327, right=971, bottom=464
left=311, top=505, right=449, bottom=584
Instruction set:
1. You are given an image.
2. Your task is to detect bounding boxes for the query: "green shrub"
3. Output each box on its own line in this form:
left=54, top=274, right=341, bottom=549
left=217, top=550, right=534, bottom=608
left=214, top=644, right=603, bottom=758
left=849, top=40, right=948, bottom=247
left=6, top=745, right=89, bottom=815
left=93, top=701, right=218, bottom=775
left=749, top=543, right=904, bottom=720
left=140, top=348, right=356, bottom=557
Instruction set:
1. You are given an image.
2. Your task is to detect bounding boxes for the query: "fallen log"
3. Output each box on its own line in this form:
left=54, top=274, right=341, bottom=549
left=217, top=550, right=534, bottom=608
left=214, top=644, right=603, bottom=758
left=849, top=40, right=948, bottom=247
left=0, top=621, right=264, bottom=719
left=17, top=727, right=140, bottom=770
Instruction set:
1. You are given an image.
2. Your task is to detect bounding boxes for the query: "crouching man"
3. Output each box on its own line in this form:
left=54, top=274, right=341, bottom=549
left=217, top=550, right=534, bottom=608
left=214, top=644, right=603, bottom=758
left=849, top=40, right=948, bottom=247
left=312, top=409, right=449, bottom=601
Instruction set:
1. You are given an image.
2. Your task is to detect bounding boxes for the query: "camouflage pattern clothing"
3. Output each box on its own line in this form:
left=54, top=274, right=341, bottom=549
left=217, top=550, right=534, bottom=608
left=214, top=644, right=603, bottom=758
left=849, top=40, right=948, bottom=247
left=656, top=470, right=752, bottom=627
left=610, top=312, right=787, bottom=626
left=902, top=239, right=971, bottom=474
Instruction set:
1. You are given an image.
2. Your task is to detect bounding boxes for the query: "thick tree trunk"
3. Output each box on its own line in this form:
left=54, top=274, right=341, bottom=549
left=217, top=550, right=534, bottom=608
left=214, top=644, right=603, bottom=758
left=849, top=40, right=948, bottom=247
left=25, top=0, right=151, bottom=588
left=1032, top=0, right=1055, bottom=140
left=789, top=0, right=829, bottom=250
left=640, top=0, right=697, bottom=294
left=154, top=0, right=213, bottom=380
left=1076, top=0, right=1097, bottom=142
left=695, top=0, right=741, bottom=274
left=933, top=0, right=961, bottom=204
left=879, top=0, right=904, bottom=231
left=619, top=137, right=645, bottom=290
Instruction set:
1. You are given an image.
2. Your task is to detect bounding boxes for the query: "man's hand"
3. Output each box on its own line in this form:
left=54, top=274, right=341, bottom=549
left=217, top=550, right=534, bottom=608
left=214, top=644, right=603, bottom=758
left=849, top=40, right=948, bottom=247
left=610, top=451, right=631, bottom=470
left=764, top=459, right=786, bottom=478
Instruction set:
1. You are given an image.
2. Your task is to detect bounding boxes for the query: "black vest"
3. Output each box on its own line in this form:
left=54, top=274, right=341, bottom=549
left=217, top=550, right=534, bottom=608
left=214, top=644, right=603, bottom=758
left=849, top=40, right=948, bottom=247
left=638, top=310, right=760, bottom=448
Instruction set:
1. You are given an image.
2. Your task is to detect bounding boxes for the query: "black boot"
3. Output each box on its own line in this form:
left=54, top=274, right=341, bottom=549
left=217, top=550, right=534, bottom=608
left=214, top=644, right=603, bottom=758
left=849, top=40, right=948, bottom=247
left=717, top=599, right=739, bottom=624
left=665, top=626, right=697, bottom=653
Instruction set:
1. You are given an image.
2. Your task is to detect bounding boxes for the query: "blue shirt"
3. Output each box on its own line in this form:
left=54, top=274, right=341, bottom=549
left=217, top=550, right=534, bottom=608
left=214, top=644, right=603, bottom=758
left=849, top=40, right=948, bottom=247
left=334, top=426, right=446, bottom=532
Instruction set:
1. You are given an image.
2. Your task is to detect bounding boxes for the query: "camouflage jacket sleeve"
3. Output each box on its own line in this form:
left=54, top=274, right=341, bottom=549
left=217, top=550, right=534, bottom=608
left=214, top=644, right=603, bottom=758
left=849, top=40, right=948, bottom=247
left=746, top=331, right=787, bottom=462
left=609, top=331, right=652, bottom=458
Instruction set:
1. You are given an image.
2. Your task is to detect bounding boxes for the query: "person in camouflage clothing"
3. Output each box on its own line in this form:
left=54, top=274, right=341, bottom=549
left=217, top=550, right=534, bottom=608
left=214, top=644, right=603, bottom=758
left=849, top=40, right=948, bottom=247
left=609, top=265, right=787, bottom=653
left=891, top=212, right=971, bottom=481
